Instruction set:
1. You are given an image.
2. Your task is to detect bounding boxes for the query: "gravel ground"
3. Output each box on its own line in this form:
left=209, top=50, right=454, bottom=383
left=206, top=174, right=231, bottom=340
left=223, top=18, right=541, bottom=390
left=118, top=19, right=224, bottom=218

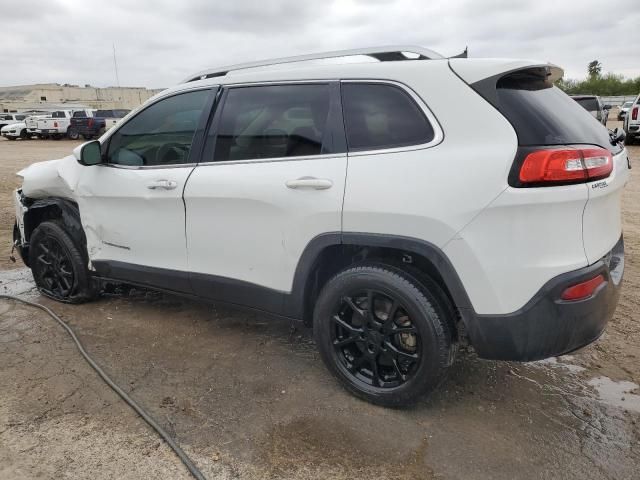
left=0, top=129, right=639, bottom=480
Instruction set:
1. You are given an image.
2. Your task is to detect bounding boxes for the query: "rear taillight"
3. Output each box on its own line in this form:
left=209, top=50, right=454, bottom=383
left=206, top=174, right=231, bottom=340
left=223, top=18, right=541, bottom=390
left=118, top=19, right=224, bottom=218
left=88, top=118, right=94, bottom=127
left=54, top=121, right=58, bottom=128
left=561, top=274, right=605, bottom=301
left=633, top=106, right=639, bottom=121
left=519, top=147, right=612, bottom=186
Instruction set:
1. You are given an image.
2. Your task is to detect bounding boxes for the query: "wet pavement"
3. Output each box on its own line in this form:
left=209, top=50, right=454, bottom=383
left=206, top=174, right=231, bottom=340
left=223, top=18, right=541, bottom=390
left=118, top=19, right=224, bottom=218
left=1, top=136, right=639, bottom=479
left=0, top=268, right=639, bottom=480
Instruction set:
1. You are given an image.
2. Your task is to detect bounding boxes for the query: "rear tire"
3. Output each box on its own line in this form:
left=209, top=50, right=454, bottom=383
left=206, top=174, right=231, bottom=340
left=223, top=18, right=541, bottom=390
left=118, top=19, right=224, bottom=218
left=67, top=127, right=79, bottom=140
left=20, top=129, right=29, bottom=140
left=29, top=221, right=97, bottom=303
left=313, top=264, right=455, bottom=407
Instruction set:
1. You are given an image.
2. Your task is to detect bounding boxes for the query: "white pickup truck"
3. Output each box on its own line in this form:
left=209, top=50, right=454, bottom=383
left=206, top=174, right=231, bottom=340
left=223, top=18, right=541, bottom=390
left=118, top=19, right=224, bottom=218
left=26, top=114, right=51, bottom=137
left=36, top=109, right=94, bottom=139
left=624, top=94, right=640, bottom=145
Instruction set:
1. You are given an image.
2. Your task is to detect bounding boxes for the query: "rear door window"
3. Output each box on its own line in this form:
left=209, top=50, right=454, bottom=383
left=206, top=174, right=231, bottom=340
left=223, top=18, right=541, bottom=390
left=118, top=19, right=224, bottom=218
left=213, top=84, right=332, bottom=162
left=341, top=83, right=435, bottom=151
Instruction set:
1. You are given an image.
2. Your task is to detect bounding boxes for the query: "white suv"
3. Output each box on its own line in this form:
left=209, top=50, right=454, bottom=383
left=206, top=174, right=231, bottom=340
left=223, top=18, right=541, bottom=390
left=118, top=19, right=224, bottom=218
left=12, top=46, right=629, bottom=406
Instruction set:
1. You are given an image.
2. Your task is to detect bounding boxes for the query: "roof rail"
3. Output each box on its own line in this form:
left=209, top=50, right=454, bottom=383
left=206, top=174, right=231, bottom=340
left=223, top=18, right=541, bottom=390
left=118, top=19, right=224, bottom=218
left=182, top=45, right=443, bottom=83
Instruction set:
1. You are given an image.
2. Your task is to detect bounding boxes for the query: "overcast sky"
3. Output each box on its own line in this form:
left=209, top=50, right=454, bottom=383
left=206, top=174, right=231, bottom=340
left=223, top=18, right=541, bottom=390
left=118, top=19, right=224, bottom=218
left=1, top=0, right=638, bottom=89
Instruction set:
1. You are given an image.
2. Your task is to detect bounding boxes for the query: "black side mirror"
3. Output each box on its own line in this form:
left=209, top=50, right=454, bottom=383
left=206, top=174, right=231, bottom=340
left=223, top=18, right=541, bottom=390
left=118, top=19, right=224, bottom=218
left=77, top=140, right=103, bottom=166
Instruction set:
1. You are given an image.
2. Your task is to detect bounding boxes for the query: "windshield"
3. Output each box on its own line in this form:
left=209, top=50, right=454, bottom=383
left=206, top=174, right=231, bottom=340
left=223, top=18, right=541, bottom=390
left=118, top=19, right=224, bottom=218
left=622, top=102, right=633, bottom=108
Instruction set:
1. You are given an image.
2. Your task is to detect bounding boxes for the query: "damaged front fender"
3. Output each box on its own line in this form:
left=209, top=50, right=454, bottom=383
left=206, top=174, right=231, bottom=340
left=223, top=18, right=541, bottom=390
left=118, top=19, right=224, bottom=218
left=19, top=155, right=82, bottom=200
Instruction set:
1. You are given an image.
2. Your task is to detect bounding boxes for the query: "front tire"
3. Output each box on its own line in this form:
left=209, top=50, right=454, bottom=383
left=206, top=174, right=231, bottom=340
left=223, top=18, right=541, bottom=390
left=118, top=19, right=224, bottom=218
left=29, top=221, right=97, bottom=303
left=313, top=264, right=455, bottom=407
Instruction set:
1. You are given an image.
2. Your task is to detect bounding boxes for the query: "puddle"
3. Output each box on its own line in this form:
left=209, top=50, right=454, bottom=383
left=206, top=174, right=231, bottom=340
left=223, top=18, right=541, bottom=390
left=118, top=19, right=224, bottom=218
left=587, top=376, right=640, bottom=413
left=532, top=356, right=586, bottom=374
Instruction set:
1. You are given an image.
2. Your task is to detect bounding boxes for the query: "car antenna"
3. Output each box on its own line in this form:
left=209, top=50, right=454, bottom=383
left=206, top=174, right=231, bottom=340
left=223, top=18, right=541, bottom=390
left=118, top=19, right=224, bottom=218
left=450, top=46, right=468, bottom=58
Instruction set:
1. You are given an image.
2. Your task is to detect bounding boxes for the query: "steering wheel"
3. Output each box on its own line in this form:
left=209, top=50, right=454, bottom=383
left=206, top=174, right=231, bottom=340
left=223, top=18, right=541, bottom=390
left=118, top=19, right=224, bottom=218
left=155, top=142, right=188, bottom=165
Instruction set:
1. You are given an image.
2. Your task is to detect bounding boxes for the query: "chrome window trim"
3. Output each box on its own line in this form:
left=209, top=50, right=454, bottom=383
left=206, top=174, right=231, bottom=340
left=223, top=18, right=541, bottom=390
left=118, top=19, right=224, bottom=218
left=100, top=162, right=199, bottom=170
left=99, top=78, right=443, bottom=169
left=196, top=152, right=346, bottom=168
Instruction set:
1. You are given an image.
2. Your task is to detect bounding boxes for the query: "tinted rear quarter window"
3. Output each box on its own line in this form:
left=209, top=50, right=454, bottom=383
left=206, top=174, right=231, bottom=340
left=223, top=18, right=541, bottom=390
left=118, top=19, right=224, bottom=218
left=476, top=70, right=615, bottom=153
left=341, top=83, right=434, bottom=151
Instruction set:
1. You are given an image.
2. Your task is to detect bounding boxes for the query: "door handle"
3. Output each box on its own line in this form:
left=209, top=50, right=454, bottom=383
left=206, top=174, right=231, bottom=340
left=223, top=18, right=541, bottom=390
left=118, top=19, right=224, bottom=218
left=147, top=180, right=178, bottom=190
left=285, top=177, right=333, bottom=190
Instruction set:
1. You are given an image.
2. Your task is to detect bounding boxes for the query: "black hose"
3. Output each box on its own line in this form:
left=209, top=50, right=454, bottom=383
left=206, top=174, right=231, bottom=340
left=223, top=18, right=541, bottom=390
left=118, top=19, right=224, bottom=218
left=0, top=294, right=207, bottom=480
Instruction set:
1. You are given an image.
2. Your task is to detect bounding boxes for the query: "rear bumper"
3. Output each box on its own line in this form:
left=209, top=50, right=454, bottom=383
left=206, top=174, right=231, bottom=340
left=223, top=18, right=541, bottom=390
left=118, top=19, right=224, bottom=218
left=75, top=126, right=100, bottom=135
left=464, top=236, right=624, bottom=361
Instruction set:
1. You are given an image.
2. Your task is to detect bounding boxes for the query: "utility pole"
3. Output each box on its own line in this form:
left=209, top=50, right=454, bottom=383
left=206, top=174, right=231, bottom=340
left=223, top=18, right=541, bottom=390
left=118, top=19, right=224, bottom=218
left=112, top=43, right=121, bottom=88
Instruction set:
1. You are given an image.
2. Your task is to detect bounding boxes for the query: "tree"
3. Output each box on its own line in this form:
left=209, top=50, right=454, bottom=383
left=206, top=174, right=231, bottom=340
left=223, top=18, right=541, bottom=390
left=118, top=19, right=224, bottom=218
left=588, top=60, right=602, bottom=78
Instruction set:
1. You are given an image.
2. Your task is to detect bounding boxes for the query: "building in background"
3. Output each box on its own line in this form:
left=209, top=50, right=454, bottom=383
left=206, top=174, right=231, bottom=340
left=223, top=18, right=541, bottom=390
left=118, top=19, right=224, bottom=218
left=0, top=83, right=164, bottom=112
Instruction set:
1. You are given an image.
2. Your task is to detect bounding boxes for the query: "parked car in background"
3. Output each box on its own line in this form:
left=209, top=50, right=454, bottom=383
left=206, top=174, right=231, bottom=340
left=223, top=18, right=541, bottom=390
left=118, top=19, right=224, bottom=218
left=37, top=110, right=94, bottom=139
left=11, top=46, right=629, bottom=406
left=571, top=95, right=610, bottom=125
left=26, top=114, right=50, bottom=137
left=67, top=110, right=96, bottom=140
left=71, top=109, right=129, bottom=139
left=624, top=94, right=640, bottom=144
left=0, top=113, right=26, bottom=130
left=1, top=121, right=30, bottom=140
left=618, top=101, right=634, bottom=121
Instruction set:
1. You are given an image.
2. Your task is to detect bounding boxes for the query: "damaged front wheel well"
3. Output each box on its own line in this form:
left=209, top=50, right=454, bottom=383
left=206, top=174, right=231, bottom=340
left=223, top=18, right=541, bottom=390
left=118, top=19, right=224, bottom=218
left=22, top=197, right=89, bottom=265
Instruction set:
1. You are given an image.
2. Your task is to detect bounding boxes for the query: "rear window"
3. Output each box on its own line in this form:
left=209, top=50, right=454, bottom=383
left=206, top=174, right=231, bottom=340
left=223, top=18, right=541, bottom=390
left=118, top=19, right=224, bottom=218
left=96, top=110, right=114, bottom=117
left=573, top=97, right=599, bottom=112
left=73, top=111, right=87, bottom=118
left=341, top=83, right=434, bottom=151
left=475, top=69, right=615, bottom=153
left=51, top=111, right=66, bottom=118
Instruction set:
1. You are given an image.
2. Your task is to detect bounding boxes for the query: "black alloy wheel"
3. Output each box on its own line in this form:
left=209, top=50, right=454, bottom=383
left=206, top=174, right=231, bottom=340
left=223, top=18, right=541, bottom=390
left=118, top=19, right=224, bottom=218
left=331, top=289, right=421, bottom=389
left=29, top=221, right=97, bottom=303
left=32, top=234, right=75, bottom=298
left=314, top=265, right=455, bottom=406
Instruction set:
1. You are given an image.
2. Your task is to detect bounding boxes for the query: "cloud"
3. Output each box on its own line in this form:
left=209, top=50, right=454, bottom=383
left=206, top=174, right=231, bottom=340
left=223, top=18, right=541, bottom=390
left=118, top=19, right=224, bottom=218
left=0, top=0, right=637, bottom=89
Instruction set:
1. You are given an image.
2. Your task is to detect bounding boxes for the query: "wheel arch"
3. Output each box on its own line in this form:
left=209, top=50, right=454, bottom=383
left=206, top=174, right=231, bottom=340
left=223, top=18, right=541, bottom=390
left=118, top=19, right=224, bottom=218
left=22, top=197, right=88, bottom=264
left=287, top=233, right=474, bottom=326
